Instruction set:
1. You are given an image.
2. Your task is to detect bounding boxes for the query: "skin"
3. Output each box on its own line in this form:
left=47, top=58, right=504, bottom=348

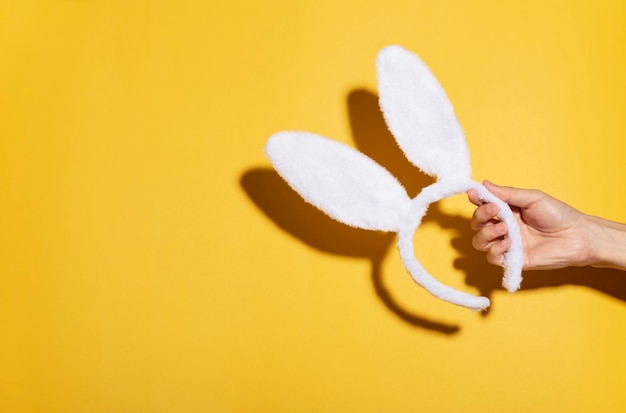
left=467, top=181, right=626, bottom=271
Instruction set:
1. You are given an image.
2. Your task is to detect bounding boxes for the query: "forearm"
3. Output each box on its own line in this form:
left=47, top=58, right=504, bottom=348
left=587, top=215, right=626, bottom=271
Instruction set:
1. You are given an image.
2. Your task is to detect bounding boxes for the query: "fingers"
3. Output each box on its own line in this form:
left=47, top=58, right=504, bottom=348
left=470, top=202, right=500, bottom=231
left=485, top=237, right=512, bottom=267
left=471, top=217, right=512, bottom=267
left=472, top=221, right=507, bottom=250
left=469, top=181, right=536, bottom=268
left=466, top=189, right=483, bottom=207
left=469, top=182, right=529, bottom=267
left=483, top=180, right=542, bottom=209
left=471, top=220, right=512, bottom=267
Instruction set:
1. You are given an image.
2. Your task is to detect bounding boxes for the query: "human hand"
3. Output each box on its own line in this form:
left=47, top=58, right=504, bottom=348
left=467, top=181, right=592, bottom=270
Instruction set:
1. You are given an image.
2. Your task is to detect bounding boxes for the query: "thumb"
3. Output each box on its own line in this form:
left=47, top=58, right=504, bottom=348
left=483, top=180, right=540, bottom=209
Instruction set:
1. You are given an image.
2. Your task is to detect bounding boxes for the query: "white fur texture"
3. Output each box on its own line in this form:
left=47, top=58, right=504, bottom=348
left=377, top=45, right=471, bottom=180
left=266, top=131, right=411, bottom=232
left=264, top=45, right=524, bottom=310
left=397, top=179, right=491, bottom=310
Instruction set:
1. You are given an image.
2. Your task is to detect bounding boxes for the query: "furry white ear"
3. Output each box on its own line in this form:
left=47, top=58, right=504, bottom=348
left=377, top=45, right=471, bottom=180
left=265, top=131, right=411, bottom=231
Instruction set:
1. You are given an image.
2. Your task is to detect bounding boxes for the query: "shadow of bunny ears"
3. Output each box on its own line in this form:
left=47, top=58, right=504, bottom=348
left=241, top=167, right=460, bottom=334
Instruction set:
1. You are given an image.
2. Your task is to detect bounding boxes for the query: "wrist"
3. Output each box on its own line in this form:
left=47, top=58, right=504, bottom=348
left=586, top=214, right=626, bottom=270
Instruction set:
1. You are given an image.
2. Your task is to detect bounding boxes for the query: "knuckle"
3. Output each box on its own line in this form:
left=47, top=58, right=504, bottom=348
left=472, top=234, right=486, bottom=251
left=470, top=217, right=480, bottom=231
left=487, top=251, right=504, bottom=267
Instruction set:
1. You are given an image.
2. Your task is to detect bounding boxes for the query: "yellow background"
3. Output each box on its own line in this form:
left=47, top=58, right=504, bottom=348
left=1, top=1, right=626, bottom=411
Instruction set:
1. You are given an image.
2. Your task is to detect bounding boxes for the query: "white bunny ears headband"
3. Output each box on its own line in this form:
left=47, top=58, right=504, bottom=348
left=265, top=45, right=524, bottom=311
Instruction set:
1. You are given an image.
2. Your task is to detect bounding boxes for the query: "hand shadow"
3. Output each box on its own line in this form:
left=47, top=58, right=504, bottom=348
left=241, top=168, right=459, bottom=335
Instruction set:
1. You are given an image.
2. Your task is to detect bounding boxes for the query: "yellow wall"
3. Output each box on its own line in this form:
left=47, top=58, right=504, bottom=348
left=2, top=1, right=626, bottom=411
